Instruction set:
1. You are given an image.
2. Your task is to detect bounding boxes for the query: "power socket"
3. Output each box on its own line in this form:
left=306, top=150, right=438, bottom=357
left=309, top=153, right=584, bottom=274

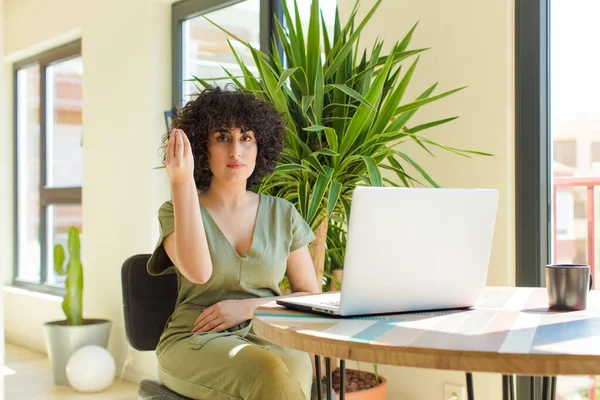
left=444, top=382, right=466, bottom=400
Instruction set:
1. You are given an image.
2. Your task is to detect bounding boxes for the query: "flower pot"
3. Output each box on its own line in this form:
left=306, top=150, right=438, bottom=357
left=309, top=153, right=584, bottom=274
left=336, top=376, right=387, bottom=400
left=325, top=368, right=387, bottom=400
left=43, top=318, right=111, bottom=385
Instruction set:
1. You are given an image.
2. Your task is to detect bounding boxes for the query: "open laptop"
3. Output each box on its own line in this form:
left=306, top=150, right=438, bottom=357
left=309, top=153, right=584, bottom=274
left=277, top=187, right=498, bottom=317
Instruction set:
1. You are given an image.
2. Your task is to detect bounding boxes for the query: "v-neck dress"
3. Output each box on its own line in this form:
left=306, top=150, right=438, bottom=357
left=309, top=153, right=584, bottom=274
left=146, top=193, right=316, bottom=400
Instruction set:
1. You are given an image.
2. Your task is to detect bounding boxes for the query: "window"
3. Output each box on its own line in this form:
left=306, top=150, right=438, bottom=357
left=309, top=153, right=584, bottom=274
left=171, top=0, right=337, bottom=111
left=553, top=139, right=577, bottom=168
left=172, top=0, right=272, bottom=109
left=591, top=141, right=600, bottom=163
left=13, top=40, right=83, bottom=293
left=181, top=0, right=261, bottom=99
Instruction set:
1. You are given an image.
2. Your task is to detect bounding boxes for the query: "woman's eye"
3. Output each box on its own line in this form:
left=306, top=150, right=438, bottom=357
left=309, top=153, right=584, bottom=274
left=217, top=135, right=229, bottom=142
left=242, top=135, right=252, bottom=142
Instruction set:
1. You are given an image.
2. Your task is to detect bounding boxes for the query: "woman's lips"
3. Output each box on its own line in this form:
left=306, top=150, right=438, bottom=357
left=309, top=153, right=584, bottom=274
left=227, top=163, right=245, bottom=169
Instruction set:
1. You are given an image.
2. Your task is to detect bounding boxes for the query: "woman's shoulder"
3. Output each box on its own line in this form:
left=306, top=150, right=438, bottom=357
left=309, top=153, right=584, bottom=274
left=260, top=193, right=295, bottom=212
left=159, top=200, right=174, bottom=214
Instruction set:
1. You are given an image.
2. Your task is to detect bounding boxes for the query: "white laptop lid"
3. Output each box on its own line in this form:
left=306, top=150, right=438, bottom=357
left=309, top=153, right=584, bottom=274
left=338, top=187, right=498, bottom=315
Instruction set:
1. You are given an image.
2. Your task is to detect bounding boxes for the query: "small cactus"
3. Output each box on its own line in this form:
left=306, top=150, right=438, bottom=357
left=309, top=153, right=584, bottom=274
left=53, top=226, right=83, bottom=326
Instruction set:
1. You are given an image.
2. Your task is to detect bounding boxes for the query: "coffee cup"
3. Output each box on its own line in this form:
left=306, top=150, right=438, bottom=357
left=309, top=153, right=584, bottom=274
left=545, top=264, right=593, bottom=311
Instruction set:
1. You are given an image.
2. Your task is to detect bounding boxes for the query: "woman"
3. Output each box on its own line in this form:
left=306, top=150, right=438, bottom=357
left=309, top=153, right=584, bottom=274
left=147, top=86, right=320, bottom=400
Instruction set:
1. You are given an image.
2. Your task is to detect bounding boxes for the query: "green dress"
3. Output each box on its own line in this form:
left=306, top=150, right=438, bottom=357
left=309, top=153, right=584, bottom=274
left=147, top=193, right=316, bottom=400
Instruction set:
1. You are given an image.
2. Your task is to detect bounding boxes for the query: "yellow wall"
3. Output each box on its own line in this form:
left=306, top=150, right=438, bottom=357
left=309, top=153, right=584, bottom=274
left=339, top=0, right=515, bottom=288
left=2, top=0, right=173, bottom=382
left=338, top=1, right=515, bottom=398
left=1, top=0, right=515, bottom=398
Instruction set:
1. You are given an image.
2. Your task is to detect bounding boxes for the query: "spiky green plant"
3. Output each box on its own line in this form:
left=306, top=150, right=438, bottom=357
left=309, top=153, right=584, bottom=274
left=53, top=227, right=83, bottom=325
left=195, top=0, right=490, bottom=289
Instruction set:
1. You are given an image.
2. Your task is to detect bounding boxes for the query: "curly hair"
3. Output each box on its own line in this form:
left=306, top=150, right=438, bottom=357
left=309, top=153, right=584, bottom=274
left=160, top=86, right=285, bottom=190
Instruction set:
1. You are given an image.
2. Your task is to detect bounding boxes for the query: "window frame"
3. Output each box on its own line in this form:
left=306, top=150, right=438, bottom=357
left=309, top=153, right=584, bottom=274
left=515, top=0, right=550, bottom=399
left=515, top=0, right=550, bottom=289
left=13, top=39, right=82, bottom=296
left=171, top=0, right=280, bottom=109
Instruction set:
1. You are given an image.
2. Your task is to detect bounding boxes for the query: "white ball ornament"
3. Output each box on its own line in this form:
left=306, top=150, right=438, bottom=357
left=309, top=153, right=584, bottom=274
left=66, top=345, right=116, bottom=392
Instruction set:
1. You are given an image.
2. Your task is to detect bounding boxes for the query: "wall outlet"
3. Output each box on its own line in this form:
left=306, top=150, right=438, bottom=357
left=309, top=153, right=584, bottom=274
left=444, top=382, right=466, bottom=400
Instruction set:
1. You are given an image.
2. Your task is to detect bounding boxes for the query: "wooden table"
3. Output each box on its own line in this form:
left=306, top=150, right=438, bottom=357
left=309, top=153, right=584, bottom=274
left=253, top=287, right=600, bottom=400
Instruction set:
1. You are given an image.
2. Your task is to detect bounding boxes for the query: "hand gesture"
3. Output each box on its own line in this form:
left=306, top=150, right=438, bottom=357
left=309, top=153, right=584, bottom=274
left=166, top=128, right=194, bottom=186
left=192, top=300, right=252, bottom=333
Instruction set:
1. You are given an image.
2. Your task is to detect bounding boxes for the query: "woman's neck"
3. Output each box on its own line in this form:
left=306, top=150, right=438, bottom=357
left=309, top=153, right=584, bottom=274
left=201, top=181, right=252, bottom=212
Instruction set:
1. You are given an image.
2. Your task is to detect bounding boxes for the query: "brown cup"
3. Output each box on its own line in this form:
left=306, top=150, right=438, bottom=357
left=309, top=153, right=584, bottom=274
left=545, top=264, right=593, bottom=311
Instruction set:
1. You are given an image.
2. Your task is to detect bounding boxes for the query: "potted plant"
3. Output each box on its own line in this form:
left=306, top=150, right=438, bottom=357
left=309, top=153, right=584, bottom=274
left=197, top=0, right=489, bottom=290
left=327, top=365, right=386, bottom=400
left=194, top=0, right=490, bottom=396
left=42, top=226, right=111, bottom=385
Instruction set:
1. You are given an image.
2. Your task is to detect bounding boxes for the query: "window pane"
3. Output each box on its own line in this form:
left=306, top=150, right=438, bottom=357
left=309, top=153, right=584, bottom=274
left=553, top=140, right=577, bottom=169
left=182, top=0, right=260, bottom=100
left=46, top=57, right=83, bottom=188
left=46, top=205, right=83, bottom=286
left=16, top=65, right=41, bottom=282
left=551, top=0, right=600, bottom=398
left=591, top=142, right=600, bottom=163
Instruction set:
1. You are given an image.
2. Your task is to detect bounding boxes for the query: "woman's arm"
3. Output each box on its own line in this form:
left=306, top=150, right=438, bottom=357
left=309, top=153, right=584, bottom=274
left=163, top=129, right=213, bottom=284
left=286, top=245, right=320, bottom=293
left=192, top=246, right=319, bottom=333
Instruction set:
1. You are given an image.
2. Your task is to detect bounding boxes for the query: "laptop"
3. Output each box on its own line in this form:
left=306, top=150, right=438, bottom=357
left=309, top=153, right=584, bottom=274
left=277, top=187, right=498, bottom=317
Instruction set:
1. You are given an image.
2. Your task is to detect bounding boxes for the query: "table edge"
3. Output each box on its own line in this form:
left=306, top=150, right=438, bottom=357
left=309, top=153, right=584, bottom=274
left=253, top=307, right=600, bottom=376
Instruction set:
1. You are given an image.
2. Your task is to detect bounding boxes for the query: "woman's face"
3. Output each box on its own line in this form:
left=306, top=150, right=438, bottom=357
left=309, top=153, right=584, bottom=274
left=207, top=126, right=257, bottom=186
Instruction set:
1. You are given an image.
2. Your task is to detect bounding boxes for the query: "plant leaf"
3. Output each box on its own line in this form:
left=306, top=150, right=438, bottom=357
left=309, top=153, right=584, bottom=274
left=303, top=124, right=327, bottom=132
left=394, top=151, right=439, bottom=187
left=307, top=167, right=334, bottom=225
left=361, top=155, right=383, bottom=186
left=394, top=86, right=466, bottom=116
left=53, top=245, right=66, bottom=276
left=328, top=84, right=375, bottom=110
left=306, top=0, right=321, bottom=87
left=325, top=0, right=383, bottom=80
left=292, top=0, right=307, bottom=69
left=276, top=68, right=300, bottom=92
left=327, top=181, right=342, bottom=216
left=369, top=56, right=420, bottom=137
left=398, top=22, right=419, bottom=52
left=303, top=154, right=327, bottom=175
left=324, top=127, right=339, bottom=152
left=339, top=50, right=394, bottom=155
left=203, top=16, right=254, bottom=51
left=302, top=95, right=315, bottom=117
left=274, top=163, right=312, bottom=173
left=387, top=83, right=438, bottom=132
left=405, top=117, right=459, bottom=133
left=383, top=157, right=418, bottom=187
left=311, top=148, right=340, bottom=157
left=298, top=181, right=308, bottom=217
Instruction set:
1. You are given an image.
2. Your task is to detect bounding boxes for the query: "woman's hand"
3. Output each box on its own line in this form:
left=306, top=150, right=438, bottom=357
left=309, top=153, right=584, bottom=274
left=166, top=128, right=194, bottom=186
left=192, top=300, right=253, bottom=333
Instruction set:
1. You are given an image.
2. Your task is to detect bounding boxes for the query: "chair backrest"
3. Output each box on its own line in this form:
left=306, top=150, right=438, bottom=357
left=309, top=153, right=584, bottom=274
left=121, top=254, right=178, bottom=351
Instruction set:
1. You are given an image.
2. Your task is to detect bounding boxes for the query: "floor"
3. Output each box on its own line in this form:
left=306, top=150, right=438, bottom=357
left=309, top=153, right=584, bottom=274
left=4, top=342, right=139, bottom=400
left=2, top=341, right=595, bottom=400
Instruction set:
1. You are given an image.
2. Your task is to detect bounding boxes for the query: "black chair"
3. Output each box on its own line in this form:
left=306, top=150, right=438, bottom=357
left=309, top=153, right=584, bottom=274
left=121, top=253, right=330, bottom=400
left=121, top=253, right=190, bottom=400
